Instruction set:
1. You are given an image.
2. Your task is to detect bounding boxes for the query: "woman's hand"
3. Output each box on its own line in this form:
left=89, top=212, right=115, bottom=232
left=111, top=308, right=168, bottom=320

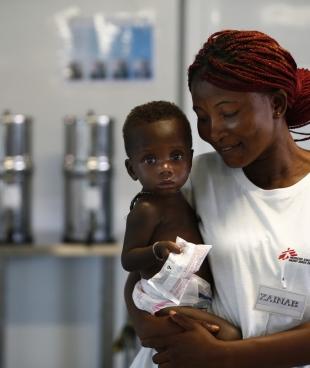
left=142, top=311, right=230, bottom=368
left=143, top=312, right=310, bottom=368
left=157, top=306, right=241, bottom=341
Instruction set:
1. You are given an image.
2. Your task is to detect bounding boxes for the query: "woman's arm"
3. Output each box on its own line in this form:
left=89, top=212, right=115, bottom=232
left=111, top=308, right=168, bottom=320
left=228, top=321, right=310, bottom=367
left=143, top=312, right=310, bottom=368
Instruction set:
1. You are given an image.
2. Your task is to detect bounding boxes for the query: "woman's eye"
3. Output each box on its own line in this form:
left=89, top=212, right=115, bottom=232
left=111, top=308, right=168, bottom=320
left=197, top=116, right=210, bottom=124
left=222, top=111, right=238, bottom=118
left=143, top=156, right=156, bottom=165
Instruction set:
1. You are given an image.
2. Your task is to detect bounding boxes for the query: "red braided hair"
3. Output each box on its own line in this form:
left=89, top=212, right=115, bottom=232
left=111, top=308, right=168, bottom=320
left=188, top=30, right=310, bottom=135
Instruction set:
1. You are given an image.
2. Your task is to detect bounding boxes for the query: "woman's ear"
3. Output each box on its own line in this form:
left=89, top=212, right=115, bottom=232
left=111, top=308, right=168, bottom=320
left=271, top=89, right=287, bottom=119
left=125, top=159, right=138, bottom=181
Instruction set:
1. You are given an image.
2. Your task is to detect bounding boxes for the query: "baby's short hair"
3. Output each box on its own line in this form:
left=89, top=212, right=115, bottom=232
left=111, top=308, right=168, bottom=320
left=123, top=100, right=192, bottom=157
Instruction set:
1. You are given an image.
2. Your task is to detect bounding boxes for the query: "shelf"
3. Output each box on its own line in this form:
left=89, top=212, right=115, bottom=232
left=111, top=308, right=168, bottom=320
left=0, top=243, right=121, bottom=258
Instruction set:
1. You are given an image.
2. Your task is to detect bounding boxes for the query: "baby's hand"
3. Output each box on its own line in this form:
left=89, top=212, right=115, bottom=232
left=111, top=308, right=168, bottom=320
left=152, top=241, right=182, bottom=261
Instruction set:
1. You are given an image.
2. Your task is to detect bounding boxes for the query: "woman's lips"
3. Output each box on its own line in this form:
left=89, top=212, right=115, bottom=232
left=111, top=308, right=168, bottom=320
left=219, top=142, right=242, bottom=153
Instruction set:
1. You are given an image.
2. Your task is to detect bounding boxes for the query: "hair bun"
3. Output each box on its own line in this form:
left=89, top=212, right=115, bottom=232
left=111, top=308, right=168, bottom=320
left=286, top=68, right=310, bottom=129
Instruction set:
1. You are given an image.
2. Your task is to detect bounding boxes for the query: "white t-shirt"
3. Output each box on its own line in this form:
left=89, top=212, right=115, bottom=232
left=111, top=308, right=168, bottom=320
left=189, top=152, right=310, bottom=345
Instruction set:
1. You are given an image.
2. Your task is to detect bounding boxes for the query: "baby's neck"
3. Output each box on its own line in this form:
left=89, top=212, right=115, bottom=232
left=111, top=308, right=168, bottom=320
left=140, top=189, right=181, bottom=197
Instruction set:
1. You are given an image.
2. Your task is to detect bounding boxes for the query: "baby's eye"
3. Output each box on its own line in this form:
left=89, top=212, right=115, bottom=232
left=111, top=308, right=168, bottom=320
left=143, top=156, right=156, bottom=165
left=171, top=152, right=183, bottom=161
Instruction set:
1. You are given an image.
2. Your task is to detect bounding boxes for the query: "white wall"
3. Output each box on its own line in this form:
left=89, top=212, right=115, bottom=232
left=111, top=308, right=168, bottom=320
left=0, top=0, right=182, bottom=243
left=183, top=0, right=310, bottom=155
left=0, top=0, right=182, bottom=367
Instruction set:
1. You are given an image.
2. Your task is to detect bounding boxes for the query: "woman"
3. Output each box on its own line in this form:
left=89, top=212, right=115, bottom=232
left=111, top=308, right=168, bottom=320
left=125, top=29, right=310, bottom=367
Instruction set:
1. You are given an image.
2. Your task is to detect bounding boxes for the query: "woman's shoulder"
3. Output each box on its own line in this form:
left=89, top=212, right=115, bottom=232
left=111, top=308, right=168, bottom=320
left=192, top=151, right=228, bottom=176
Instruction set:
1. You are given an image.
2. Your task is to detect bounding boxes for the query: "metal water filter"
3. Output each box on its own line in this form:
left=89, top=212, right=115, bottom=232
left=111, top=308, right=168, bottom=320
left=0, top=111, right=33, bottom=244
left=63, top=111, right=113, bottom=243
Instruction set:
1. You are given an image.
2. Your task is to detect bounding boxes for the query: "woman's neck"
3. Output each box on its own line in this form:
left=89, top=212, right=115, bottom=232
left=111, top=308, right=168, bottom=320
left=243, top=132, right=310, bottom=190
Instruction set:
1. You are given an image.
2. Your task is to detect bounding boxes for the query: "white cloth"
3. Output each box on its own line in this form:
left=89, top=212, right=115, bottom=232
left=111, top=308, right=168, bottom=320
left=188, top=152, right=310, bottom=367
left=130, top=346, right=156, bottom=368
left=133, top=274, right=212, bottom=314
left=130, top=275, right=212, bottom=368
left=131, top=236, right=212, bottom=368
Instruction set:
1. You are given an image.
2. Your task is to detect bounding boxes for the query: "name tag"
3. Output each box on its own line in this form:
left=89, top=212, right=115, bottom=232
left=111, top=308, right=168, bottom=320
left=255, top=285, right=307, bottom=320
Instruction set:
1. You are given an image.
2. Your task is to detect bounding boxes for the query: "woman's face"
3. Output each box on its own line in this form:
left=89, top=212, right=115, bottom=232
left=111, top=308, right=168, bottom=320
left=190, top=78, right=278, bottom=168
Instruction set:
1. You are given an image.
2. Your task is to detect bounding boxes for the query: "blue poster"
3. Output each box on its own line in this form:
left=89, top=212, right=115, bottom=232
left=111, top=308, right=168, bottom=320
left=63, top=13, right=154, bottom=81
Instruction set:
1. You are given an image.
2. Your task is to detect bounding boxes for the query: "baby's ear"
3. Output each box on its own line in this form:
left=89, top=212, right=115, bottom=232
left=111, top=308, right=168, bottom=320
left=125, top=159, right=138, bottom=180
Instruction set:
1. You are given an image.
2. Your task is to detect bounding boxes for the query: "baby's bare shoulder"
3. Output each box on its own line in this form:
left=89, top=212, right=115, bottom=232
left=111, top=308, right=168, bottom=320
left=127, top=196, right=162, bottom=226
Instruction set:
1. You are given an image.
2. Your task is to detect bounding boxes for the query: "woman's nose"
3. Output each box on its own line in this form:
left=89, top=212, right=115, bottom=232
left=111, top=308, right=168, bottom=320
left=210, top=118, right=226, bottom=143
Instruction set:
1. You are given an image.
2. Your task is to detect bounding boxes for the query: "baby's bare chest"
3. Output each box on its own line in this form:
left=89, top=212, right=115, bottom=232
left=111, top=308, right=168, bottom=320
left=152, top=200, right=202, bottom=243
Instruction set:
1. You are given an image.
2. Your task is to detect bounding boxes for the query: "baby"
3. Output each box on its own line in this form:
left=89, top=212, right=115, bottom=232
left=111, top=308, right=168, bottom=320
left=122, top=101, right=241, bottom=367
left=122, top=100, right=240, bottom=340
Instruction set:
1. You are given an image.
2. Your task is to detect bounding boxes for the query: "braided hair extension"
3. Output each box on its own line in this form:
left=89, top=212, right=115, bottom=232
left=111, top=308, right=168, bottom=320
left=188, top=30, right=310, bottom=139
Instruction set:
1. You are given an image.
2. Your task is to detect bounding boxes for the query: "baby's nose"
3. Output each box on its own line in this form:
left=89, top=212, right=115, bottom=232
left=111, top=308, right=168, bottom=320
left=162, top=161, right=170, bottom=169
left=159, top=161, right=173, bottom=176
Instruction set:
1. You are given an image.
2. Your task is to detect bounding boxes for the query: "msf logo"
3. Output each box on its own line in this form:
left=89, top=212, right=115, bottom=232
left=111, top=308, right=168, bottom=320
left=278, top=248, right=298, bottom=261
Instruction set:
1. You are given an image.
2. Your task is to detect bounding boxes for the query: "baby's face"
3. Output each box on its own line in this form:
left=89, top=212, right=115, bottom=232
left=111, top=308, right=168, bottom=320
left=126, top=118, right=193, bottom=194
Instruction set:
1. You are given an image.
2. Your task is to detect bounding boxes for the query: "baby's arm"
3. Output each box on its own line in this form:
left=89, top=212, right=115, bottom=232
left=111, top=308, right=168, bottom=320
left=121, top=201, right=180, bottom=275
